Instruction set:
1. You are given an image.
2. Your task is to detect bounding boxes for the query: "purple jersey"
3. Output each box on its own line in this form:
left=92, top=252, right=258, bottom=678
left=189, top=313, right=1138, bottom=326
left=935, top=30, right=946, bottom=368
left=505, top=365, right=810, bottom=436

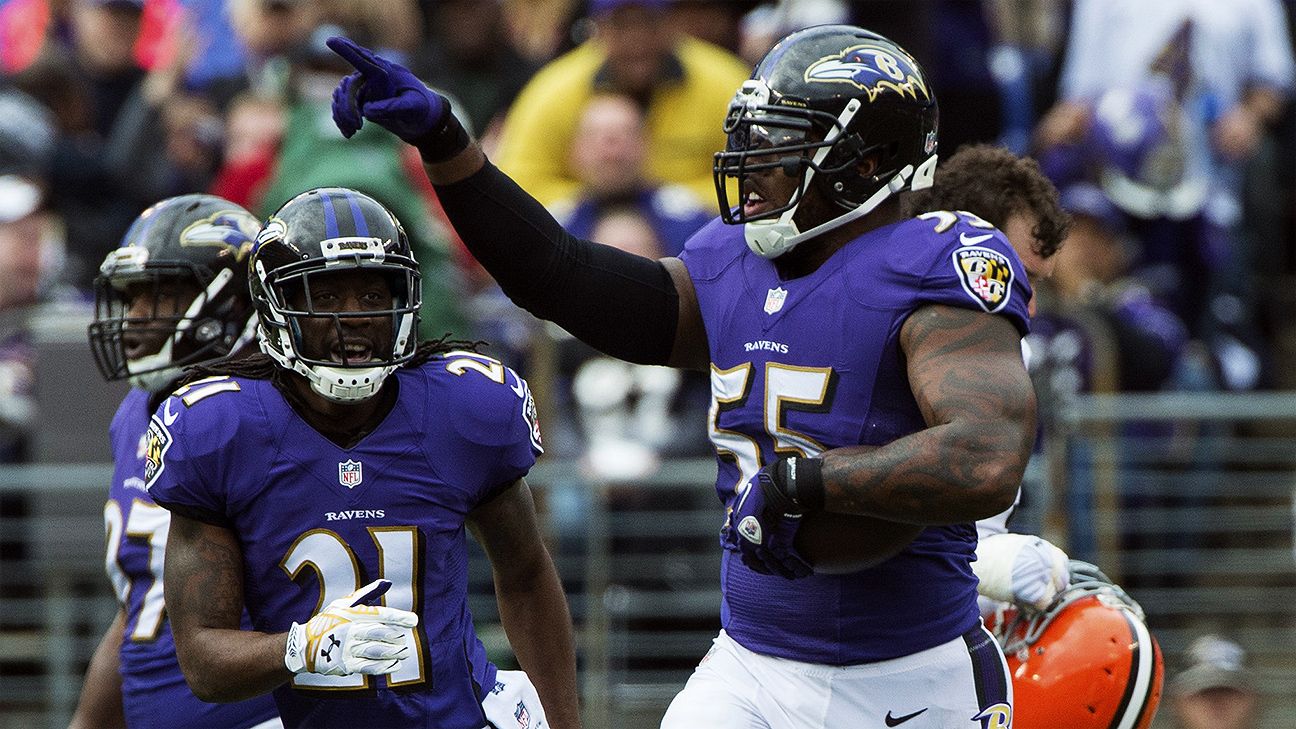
left=106, top=388, right=279, bottom=729
left=681, top=212, right=1031, bottom=665
left=145, top=352, right=543, bottom=729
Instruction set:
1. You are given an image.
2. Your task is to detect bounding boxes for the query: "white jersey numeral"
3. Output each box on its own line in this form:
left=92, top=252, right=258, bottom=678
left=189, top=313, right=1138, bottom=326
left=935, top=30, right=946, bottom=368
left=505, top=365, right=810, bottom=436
left=708, top=362, right=836, bottom=495
left=445, top=351, right=507, bottom=384
left=280, top=527, right=425, bottom=690
left=103, top=499, right=171, bottom=641
left=918, top=209, right=995, bottom=233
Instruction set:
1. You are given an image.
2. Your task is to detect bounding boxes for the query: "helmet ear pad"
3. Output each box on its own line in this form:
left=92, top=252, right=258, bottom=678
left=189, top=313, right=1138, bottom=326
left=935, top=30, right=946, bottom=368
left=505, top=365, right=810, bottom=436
left=813, top=132, right=885, bottom=210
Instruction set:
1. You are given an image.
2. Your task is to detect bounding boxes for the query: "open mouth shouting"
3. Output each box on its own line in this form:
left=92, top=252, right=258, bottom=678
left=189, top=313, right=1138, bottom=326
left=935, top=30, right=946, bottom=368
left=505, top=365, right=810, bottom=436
left=123, top=329, right=167, bottom=361
left=331, top=339, right=376, bottom=365
left=743, top=188, right=773, bottom=217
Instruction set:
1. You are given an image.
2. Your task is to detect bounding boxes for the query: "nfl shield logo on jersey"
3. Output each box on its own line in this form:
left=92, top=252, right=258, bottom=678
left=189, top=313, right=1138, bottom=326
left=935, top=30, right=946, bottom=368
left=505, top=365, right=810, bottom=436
left=514, top=700, right=531, bottom=728
left=338, top=460, right=363, bottom=488
left=764, top=287, right=788, bottom=314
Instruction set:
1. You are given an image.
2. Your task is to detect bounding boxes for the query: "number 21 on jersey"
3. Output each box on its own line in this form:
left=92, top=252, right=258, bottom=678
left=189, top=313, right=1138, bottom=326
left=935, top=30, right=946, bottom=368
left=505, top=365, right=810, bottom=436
left=281, top=527, right=426, bottom=690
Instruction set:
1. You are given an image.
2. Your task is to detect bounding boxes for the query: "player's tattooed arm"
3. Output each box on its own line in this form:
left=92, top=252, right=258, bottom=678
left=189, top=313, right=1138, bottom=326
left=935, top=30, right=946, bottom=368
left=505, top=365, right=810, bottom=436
left=469, top=479, right=583, bottom=728
left=164, top=513, right=292, bottom=702
left=819, top=304, right=1036, bottom=524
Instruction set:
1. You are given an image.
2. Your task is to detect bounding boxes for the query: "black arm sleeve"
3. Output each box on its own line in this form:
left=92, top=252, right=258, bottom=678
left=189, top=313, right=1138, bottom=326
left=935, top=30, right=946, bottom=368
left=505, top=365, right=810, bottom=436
left=433, top=162, right=680, bottom=366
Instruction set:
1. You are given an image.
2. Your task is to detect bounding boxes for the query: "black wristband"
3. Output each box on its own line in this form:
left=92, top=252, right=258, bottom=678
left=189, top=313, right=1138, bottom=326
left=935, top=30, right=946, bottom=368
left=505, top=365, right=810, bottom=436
left=785, top=456, right=825, bottom=512
left=412, top=101, right=471, bottom=163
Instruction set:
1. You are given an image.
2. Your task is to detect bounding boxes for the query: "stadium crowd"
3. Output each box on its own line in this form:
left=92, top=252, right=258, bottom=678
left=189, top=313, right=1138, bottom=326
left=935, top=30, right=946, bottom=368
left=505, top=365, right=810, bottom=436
left=1, top=0, right=1292, bottom=468
left=0, top=0, right=1293, bottom=727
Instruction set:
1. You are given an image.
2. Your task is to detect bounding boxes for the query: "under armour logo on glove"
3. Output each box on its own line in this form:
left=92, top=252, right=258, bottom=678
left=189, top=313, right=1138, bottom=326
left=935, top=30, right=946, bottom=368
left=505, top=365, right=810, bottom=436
left=321, top=634, right=342, bottom=662
left=284, top=579, right=420, bottom=676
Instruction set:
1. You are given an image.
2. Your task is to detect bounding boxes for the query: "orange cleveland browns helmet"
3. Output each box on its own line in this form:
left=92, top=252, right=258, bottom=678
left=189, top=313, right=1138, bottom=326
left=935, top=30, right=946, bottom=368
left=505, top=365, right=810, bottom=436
left=989, top=560, right=1164, bottom=729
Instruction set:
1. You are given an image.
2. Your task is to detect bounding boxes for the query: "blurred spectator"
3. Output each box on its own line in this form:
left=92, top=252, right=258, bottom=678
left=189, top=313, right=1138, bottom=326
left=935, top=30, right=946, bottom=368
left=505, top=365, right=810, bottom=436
left=207, top=91, right=285, bottom=209
left=0, top=88, right=64, bottom=463
left=1037, top=0, right=1294, bottom=173
left=563, top=205, right=710, bottom=465
left=102, top=16, right=227, bottom=207
left=66, top=0, right=148, bottom=134
left=1040, top=79, right=1270, bottom=390
left=476, top=92, right=712, bottom=457
left=169, top=0, right=251, bottom=100
left=1170, top=634, right=1261, bottom=729
left=737, top=0, right=848, bottom=66
left=0, top=0, right=49, bottom=74
left=0, top=160, right=42, bottom=435
left=982, top=0, right=1068, bottom=154
left=1046, top=183, right=1193, bottom=394
left=1034, top=0, right=1295, bottom=389
left=319, top=0, right=420, bottom=57
left=410, top=0, right=538, bottom=149
left=228, top=0, right=324, bottom=71
left=246, top=18, right=469, bottom=341
left=926, top=0, right=1004, bottom=154
left=497, top=0, right=580, bottom=64
left=493, top=0, right=749, bottom=206
left=551, top=92, right=711, bottom=256
left=8, top=0, right=215, bottom=289
left=666, top=0, right=766, bottom=57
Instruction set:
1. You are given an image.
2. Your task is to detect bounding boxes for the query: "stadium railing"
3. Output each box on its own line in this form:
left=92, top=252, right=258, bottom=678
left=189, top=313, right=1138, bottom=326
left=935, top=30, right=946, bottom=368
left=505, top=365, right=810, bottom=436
left=3, top=393, right=1296, bottom=728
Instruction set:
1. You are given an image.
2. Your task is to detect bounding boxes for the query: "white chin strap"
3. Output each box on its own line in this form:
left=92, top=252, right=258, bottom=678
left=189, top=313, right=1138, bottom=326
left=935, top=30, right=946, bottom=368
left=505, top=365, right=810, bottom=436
left=129, top=363, right=184, bottom=393
left=745, top=162, right=927, bottom=258
left=299, top=362, right=395, bottom=403
left=262, top=322, right=400, bottom=404
left=744, top=102, right=939, bottom=259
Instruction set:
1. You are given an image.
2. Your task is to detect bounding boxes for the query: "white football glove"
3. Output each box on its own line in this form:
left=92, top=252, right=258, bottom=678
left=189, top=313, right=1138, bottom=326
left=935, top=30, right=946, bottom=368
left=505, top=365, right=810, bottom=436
left=284, top=579, right=419, bottom=676
left=972, top=533, right=1070, bottom=611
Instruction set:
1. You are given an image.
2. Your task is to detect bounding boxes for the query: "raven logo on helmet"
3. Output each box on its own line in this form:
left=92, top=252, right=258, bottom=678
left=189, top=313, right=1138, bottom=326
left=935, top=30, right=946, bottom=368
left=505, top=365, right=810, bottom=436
left=971, top=704, right=1011, bottom=729
left=256, top=218, right=288, bottom=250
left=180, top=212, right=262, bottom=258
left=804, top=44, right=931, bottom=102
left=88, top=194, right=262, bottom=393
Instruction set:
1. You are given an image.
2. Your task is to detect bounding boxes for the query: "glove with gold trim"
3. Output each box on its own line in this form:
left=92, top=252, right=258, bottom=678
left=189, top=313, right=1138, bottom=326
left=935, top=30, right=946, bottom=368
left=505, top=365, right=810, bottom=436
left=284, top=579, right=418, bottom=676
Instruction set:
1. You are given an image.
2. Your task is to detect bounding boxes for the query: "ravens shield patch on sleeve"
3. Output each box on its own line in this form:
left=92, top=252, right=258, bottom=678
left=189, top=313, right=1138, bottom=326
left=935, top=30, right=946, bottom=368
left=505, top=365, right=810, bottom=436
left=952, top=246, right=1015, bottom=312
left=143, top=415, right=173, bottom=491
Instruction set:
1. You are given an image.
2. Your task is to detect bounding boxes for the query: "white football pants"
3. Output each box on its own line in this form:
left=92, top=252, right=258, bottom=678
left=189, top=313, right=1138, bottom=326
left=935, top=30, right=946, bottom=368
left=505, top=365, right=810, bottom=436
left=660, top=626, right=1012, bottom=729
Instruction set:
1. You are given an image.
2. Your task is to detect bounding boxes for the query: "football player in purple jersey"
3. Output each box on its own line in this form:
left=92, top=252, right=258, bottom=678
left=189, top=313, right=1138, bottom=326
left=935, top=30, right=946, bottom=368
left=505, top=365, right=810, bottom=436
left=327, top=25, right=1037, bottom=727
left=145, top=188, right=580, bottom=729
left=74, top=194, right=281, bottom=729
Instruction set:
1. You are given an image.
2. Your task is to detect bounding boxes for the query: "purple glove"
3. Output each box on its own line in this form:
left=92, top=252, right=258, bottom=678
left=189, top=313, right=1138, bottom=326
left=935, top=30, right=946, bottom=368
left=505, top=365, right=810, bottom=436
left=720, top=462, right=814, bottom=579
left=326, top=36, right=467, bottom=161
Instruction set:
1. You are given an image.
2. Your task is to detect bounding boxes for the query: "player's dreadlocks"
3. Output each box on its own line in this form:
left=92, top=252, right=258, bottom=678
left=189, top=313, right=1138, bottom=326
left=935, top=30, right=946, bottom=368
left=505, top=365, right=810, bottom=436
left=175, top=334, right=487, bottom=390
